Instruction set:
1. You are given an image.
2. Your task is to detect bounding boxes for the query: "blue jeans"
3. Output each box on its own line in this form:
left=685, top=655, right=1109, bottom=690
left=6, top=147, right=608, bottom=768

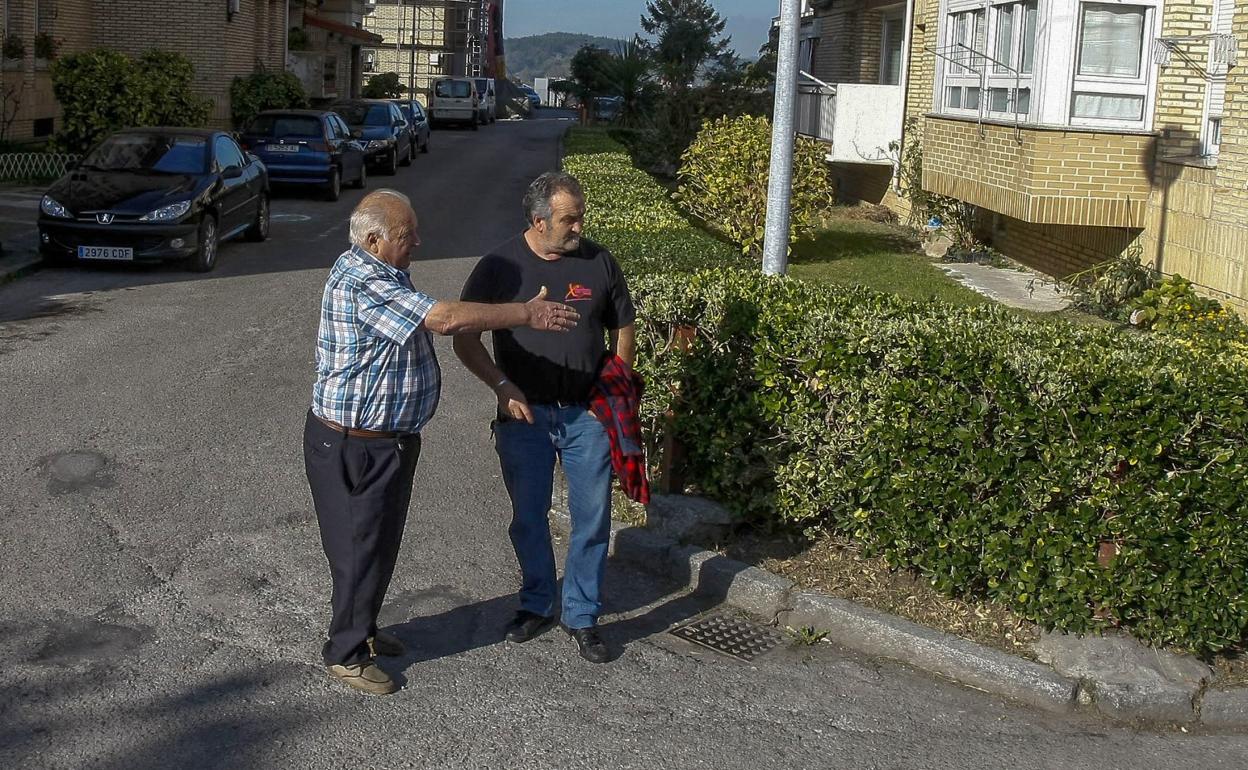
left=494, top=405, right=613, bottom=630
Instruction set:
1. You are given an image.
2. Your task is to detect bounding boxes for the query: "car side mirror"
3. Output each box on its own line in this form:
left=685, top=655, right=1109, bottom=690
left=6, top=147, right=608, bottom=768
left=222, top=166, right=244, bottom=180
left=351, top=128, right=363, bottom=139
left=394, top=120, right=406, bottom=128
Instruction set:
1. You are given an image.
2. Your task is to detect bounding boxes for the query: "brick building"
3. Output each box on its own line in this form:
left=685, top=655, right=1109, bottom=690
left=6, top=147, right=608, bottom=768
left=800, top=0, right=1248, bottom=312
left=287, top=0, right=383, bottom=104
left=1, top=1, right=289, bottom=141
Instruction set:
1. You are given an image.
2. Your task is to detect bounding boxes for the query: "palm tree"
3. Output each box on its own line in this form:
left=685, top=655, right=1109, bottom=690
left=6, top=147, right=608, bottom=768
left=602, top=37, right=656, bottom=128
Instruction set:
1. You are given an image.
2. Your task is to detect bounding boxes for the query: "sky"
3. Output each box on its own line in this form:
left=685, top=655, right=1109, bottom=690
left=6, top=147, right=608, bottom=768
left=503, top=0, right=773, bottom=58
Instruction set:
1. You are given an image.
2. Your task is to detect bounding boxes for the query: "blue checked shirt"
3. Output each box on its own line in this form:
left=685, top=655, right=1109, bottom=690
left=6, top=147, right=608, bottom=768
left=311, top=245, right=442, bottom=434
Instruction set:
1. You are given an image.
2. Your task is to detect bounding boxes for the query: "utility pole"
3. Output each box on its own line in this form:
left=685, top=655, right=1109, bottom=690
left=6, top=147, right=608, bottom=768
left=762, top=0, right=801, bottom=276
left=408, top=1, right=417, bottom=96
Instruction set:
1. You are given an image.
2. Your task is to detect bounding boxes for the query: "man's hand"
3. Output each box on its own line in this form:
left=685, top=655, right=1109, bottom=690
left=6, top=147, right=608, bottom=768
left=496, top=381, right=534, bottom=424
left=525, top=286, right=580, bottom=332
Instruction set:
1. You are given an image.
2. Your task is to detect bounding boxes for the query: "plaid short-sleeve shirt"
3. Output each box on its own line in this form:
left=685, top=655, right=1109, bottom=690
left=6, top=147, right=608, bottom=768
left=311, top=245, right=442, bottom=434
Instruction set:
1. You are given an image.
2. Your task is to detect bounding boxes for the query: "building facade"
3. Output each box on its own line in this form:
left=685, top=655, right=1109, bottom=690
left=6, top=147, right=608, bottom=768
left=361, top=0, right=491, bottom=104
left=803, top=0, right=1248, bottom=312
left=1, top=0, right=289, bottom=142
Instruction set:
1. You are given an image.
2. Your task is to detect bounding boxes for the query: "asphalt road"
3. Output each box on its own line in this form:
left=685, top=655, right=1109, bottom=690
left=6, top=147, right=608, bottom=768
left=1, top=111, right=1246, bottom=769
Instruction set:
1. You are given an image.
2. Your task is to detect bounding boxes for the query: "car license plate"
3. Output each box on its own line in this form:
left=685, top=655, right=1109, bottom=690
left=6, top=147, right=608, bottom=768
left=78, top=246, right=133, bottom=261
left=266, top=144, right=299, bottom=153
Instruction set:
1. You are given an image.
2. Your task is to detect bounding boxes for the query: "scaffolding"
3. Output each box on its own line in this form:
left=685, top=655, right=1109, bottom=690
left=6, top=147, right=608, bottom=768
left=363, top=1, right=486, bottom=100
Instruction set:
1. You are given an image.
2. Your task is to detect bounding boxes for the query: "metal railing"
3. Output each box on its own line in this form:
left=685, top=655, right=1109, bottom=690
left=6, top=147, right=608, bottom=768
left=0, top=152, right=80, bottom=181
left=795, top=70, right=836, bottom=143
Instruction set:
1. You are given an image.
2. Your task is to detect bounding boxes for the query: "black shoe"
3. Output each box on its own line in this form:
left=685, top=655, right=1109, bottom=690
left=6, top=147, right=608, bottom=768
left=505, top=610, right=555, bottom=643
left=562, top=624, right=609, bottom=664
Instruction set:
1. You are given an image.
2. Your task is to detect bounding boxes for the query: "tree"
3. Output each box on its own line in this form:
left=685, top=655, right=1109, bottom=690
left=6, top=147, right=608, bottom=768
left=639, top=0, right=731, bottom=91
left=568, top=45, right=615, bottom=122
left=362, top=72, right=406, bottom=99
left=601, top=37, right=657, bottom=128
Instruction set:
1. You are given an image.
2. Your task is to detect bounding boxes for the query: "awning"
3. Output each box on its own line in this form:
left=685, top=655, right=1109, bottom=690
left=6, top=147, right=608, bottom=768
left=303, top=13, right=385, bottom=46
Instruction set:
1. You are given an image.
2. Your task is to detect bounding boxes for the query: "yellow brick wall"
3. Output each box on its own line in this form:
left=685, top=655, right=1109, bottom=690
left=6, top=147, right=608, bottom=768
left=922, top=117, right=1154, bottom=227
left=365, top=2, right=450, bottom=102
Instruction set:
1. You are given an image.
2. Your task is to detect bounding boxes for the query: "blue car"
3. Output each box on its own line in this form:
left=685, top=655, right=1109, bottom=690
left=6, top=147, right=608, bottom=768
left=331, top=99, right=413, bottom=175
left=521, top=85, right=541, bottom=109
left=238, top=110, right=366, bottom=201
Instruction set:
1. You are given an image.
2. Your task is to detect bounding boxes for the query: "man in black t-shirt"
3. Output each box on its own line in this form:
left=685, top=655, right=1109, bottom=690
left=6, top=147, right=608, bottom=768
left=454, top=171, right=635, bottom=664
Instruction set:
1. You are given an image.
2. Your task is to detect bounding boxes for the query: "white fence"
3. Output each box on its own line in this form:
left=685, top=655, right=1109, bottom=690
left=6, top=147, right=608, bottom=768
left=0, top=152, right=80, bottom=181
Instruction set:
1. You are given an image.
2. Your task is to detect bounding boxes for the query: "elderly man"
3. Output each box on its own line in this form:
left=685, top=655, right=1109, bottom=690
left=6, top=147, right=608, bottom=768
left=453, top=172, right=636, bottom=664
left=305, top=189, right=579, bottom=695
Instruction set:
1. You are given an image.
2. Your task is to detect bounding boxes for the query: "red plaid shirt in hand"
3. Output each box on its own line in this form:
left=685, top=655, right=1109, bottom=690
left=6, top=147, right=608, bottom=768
left=588, top=353, right=650, bottom=504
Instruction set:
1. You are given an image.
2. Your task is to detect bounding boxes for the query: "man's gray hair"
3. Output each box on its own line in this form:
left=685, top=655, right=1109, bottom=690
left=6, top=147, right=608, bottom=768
left=523, top=171, right=583, bottom=225
left=349, top=189, right=413, bottom=247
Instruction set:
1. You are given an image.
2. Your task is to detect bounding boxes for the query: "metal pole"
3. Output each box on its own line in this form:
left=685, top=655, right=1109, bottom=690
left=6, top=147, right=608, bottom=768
left=762, top=0, right=801, bottom=276
left=409, top=2, right=417, bottom=96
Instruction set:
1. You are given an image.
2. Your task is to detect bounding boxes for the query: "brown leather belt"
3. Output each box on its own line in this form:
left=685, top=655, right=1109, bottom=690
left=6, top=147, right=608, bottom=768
left=314, top=413, right=398, bottom=439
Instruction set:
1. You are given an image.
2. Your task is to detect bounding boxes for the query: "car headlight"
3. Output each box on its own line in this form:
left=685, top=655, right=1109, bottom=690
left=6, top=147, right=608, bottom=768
left=366, top=139, right=393, bottom=150
left=139, top=200, right=192, bottom=222
left=40, top=195, right=71, bottom=219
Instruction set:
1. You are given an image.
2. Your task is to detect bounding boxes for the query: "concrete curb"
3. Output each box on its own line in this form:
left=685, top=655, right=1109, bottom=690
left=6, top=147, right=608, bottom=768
left=0, top=250, right=42, bottom=286
left=547, top=498, right=1247, bottom=728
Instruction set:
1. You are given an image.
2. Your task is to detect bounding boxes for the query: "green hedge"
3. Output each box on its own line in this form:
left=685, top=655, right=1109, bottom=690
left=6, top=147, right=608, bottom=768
left=565, top=128, right=1248, bottom=653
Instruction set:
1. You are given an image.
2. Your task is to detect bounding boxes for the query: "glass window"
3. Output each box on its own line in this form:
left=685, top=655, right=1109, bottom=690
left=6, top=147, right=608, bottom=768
left=993, top=5, right=1015, bottom=74
left=1072, top=92, right=1144, bottom=120
left=335, top=103, right=391, bottom=126
left=434, top=79, right=471, bottom=98
left=1017, top=88, right=1031, bottom=114
left=965, top=86, right=981, bottom=110
left=881, top=14, right=905, bottom=85
left=215, top=136, right=246, bottom=170
left=245, top=115, right=323, bottom=138
left=1021, top=1, right=1037, bottom=74
left=989, top=87, right=1011, bottom=112
left=1078, top=4, right=1146, bottom=78
left=81, top=134, right=208, bottom=175
left=946, top=86, right=963, bottom=109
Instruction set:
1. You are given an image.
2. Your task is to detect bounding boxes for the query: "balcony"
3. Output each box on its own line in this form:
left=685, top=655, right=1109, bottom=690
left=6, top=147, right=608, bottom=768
left=796, top=84, right=901, bottom=166
left=920, top=116, right=1157, bottom=228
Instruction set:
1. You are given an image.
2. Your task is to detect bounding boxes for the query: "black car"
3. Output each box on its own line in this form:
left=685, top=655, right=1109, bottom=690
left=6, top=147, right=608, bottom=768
left=239, top=109, right=367, bottom=201
left=390, top=99, right=431, bottom=159
left=330, top=99, right=412, bottom=174
left=39, top=128, right=269, bottom=272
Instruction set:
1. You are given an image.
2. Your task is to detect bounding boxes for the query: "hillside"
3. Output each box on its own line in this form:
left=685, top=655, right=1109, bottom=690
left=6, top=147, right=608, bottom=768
left=504, top=32, right=626, bottom=86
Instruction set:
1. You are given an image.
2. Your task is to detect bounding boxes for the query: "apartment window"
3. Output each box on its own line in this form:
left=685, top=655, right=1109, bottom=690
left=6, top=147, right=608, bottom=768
left=881, top=10, right=906, bottom=86
left=936, top=0, right=1159, bottom=129
left=1203, top=0, right=1233, bottom=156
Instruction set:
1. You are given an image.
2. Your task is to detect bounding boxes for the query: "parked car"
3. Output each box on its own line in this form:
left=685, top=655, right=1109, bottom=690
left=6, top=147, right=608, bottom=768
left=331, top=99, right=412, bottom=174
left=520, top=84, right=541, bottom=110
left=430, top=77, right=480, bottom=130
left=238, top=109, right=366, bottom=201
left=593, top=96, right=624, bottom=123
left=390, top=99, right=431, bottom=158
left=472, top=77, right=497, bottom=123
left=38, top=128, right=268, bottom=273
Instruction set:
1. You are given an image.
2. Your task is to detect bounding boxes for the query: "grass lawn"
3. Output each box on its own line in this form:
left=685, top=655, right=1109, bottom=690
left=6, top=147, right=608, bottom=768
left=788, top=214, right=991, bottom=307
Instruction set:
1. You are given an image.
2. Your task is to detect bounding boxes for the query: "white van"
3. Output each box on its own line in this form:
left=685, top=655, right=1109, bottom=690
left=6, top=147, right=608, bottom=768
left=430, top=77, right=480, bottom=130
left=472, top=77, right=496, bottom=124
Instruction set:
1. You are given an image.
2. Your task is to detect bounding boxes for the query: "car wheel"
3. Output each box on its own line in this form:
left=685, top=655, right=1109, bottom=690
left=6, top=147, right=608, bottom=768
left=384, top=149, right=398, bottom=175
left=353, top=162, right=367, bottom=189
left=401, top=140, right=414, bottom=166
left=245, top=193, right=270, bottom=242
left=324, top=166, right=341, bottom=201
left=189, top=215, right=219, bottom=273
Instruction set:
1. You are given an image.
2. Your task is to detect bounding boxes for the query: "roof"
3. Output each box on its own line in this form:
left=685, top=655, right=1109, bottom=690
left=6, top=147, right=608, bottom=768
left=302, top=13, right=385, bottom=45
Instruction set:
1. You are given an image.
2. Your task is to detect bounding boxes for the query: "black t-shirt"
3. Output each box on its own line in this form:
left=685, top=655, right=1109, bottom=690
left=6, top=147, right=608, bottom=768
left=460, top=233, right=636, bottom=404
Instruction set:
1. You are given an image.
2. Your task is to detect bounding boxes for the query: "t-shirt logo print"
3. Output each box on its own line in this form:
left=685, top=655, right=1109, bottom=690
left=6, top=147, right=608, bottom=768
left=566, top=282, right=593, bottom=302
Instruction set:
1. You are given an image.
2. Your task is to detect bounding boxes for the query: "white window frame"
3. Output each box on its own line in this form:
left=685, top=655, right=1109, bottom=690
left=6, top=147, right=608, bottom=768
left=1202, top=0, right=1233, bottom=156
left=934, top=0, right=1161, bottom=131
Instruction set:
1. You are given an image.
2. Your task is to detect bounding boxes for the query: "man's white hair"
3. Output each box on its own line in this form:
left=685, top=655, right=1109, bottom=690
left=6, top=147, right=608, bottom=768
left=349, top=189, right=414, bottom=247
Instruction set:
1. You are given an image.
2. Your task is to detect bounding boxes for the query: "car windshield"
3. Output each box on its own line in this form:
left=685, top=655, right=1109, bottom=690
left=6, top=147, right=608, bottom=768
left=82, top=134, right=207, bottom=174
left=336, top=104, right=390, bottom=126
left=435, top=80, right=471, bottom=98
left=474, top=79, right=488, bottom=93
left=245, top=115, right=322, bottom=138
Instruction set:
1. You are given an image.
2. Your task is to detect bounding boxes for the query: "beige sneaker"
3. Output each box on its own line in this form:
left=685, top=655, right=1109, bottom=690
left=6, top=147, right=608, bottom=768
left=327, top=660, right=397, bottom=695
left=368, top=630, right=406, bottom=658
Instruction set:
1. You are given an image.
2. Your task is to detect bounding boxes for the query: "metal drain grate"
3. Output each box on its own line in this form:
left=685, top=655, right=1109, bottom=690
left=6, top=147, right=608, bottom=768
left=669, top=613, right=784, bottom=661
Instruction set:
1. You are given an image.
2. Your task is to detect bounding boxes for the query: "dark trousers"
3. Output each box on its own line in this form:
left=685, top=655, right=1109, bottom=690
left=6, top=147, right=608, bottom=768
left=303, top=410, right=421, bottom=666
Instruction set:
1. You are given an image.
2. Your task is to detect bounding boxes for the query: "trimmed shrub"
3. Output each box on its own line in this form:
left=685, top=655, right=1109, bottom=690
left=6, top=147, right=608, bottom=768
left=676, top=115, right=833, bottom=256
left=51, top=49, right=212, bottom=154
left=230, top=70, right=307, bottom=130
left=566, top=128, right=1248, bottom=654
